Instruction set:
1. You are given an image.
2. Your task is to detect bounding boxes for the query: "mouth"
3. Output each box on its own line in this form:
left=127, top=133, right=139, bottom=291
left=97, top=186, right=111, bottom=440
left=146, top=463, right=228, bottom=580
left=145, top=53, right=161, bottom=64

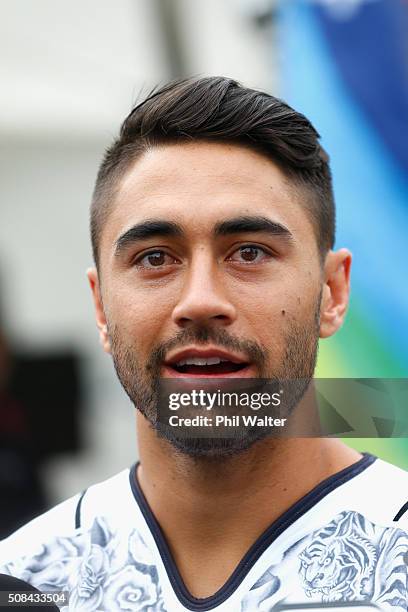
left=163, top=347, right=253, bottom=378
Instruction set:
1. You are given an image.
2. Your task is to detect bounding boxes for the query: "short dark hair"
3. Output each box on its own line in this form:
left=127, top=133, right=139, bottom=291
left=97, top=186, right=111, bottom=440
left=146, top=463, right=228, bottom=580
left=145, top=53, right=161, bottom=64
left=90, top=76, right=335, bottom=265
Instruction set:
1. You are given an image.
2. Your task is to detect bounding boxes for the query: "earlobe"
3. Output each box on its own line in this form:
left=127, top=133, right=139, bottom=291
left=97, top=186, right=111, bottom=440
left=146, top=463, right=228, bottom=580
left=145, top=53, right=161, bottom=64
left=319, top=249, right=352, bottom=339
left=87, top=267, right=111, bottom=354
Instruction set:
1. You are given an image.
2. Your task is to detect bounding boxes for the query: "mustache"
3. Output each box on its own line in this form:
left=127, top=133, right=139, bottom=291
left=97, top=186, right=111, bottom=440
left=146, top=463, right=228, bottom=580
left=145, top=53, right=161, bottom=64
left=145, top=326, right=268, bottom=373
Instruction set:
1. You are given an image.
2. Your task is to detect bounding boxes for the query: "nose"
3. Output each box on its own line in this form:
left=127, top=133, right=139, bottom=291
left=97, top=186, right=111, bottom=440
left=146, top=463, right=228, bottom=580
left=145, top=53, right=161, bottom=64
left=171, top=253, right=237, bottom=328
left=312, top=574, right=324, bottom=586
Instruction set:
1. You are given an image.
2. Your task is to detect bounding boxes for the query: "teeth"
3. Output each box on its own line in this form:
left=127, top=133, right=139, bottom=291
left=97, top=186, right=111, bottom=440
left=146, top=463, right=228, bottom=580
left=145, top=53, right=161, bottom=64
left=175, top=357, right=229, bottom=367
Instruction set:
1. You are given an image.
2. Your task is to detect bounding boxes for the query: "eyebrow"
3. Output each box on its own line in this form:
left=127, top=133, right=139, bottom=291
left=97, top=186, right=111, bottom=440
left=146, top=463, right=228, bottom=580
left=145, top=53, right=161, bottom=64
left=214, top=216, right=293, bottom=239
left=115, top=220, right=183, bottom=255
left=114, top=215, right=292, bottom=256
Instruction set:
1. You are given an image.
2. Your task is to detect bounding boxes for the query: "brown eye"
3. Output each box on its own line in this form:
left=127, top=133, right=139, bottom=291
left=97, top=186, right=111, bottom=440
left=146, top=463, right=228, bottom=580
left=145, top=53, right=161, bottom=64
left=146, top=251, right=165, bottom=266
left=135, top=250, right=177, bottom=269
left=240, top=246, right=260, bottom=262
left=229, top=245, right=270, bottom=264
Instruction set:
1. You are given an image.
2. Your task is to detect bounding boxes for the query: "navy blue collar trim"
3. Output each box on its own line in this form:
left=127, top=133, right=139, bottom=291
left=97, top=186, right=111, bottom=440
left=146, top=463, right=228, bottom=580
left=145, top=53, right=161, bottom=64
left=129, top=452, right=376, bottom=611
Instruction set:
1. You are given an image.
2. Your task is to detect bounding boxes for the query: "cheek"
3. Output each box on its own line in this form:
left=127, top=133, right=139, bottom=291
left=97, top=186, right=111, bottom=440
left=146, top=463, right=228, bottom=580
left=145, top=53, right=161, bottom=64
left=238, top=278, right=320, bottom=355
left=235, top=272, right=316, bottom=321
left=105, top=281, right=176, bottom=338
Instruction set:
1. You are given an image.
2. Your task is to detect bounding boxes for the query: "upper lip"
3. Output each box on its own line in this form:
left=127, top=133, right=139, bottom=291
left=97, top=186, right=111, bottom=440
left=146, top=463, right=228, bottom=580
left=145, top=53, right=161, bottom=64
left=164, top=346, right=249, bottom=367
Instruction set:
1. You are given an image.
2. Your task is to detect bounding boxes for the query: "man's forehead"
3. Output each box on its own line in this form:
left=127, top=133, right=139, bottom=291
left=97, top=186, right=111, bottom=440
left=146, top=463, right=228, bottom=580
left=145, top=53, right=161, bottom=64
left=117, top=142, right=292, bottom=199
left=99, top=142, right=316, bottom=255
left=107, top=188, right=300, bottom=248
left=114, top=146, right=295, bottom=214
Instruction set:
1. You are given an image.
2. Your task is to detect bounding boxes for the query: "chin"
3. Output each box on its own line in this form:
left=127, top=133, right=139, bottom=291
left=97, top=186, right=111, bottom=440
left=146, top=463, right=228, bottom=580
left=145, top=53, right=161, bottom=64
left=155, top=426, right=270, bottom=460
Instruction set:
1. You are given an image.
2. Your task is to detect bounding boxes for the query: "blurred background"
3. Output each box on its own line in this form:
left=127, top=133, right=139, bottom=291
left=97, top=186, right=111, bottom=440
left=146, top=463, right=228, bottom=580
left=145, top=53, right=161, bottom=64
left=0, top=0, right=407, bottom=537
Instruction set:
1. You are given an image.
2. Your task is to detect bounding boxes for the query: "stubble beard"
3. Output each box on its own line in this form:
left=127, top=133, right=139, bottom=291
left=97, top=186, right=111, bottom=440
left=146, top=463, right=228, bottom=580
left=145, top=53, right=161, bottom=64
left=108, top=295, right=321, bottom=459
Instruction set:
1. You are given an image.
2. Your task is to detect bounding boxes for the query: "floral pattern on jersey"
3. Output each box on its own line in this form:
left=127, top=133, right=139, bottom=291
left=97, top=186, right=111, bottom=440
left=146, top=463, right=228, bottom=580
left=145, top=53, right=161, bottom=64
left=3, top=517, right=166, bottom=612
left=241, top=510, right=408, bottom=611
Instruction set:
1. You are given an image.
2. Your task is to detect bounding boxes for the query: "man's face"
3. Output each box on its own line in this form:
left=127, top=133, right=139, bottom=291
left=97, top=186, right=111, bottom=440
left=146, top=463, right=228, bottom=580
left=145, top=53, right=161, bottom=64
left=89, top=142, right=347, bottom=456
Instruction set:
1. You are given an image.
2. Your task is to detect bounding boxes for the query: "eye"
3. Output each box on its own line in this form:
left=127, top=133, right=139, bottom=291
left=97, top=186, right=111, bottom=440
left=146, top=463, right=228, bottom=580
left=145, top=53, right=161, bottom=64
left=228, top=244, right=271, bottom=264
left=134, top=250, right=179, bottom=269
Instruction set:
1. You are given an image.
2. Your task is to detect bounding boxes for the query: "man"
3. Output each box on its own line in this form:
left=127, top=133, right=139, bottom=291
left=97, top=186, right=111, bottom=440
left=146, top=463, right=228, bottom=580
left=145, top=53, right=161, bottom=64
left=1, top=77, right=407, bottom=611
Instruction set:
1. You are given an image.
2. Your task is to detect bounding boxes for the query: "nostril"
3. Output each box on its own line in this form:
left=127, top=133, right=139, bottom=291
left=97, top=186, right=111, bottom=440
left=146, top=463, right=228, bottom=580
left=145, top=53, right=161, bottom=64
left=176, top=313, right=233, bottom=326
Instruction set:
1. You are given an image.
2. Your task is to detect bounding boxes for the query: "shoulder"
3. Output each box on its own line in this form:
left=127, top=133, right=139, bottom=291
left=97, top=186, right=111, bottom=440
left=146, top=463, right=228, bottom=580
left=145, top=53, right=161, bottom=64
left=0, top=467, right=133, bottom=567
left=0, top=466, right=160, bottom=605
left=353, top=455, right=408, bottom=531
left=316, top=454, right=408, bottom=534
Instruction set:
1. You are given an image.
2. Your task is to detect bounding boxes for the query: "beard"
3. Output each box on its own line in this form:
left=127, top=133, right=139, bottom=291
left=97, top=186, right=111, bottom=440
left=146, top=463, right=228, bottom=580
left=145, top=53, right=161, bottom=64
left=108, top=293, right=321, bottom=459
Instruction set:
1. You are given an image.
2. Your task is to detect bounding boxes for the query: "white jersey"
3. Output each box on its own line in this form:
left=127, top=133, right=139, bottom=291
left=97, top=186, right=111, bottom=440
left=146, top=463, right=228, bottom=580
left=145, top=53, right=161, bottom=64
left=0, top=453, right=407, bottom=611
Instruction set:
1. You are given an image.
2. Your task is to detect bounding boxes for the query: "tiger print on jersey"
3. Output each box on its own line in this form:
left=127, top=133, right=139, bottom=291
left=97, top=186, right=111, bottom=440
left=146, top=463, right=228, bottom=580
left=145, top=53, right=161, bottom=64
left=298, top=511, right=408, bottom=608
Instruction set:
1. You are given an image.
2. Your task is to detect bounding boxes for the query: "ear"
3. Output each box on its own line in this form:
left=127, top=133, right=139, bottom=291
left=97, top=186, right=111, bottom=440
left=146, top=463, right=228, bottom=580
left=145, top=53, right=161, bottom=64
left=319, top=249, right=352, bottom=339
left=87, top=267, right=111, bottom=353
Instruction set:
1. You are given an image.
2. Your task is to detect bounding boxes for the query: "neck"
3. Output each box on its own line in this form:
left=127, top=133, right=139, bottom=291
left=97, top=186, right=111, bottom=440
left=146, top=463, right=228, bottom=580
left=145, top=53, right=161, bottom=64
left=137, top=422, right=361, bottom=519
left=135, top=408, right=362, bottom=597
